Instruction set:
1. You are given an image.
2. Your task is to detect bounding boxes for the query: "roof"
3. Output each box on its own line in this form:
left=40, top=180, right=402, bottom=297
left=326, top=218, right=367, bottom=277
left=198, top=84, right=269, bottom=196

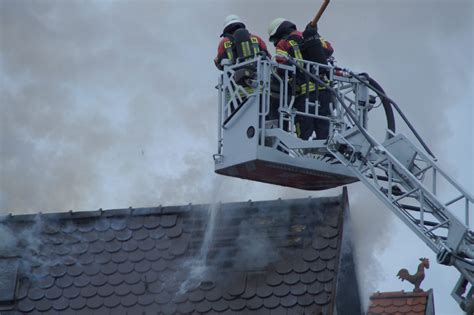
left=367, top=290, right=435, bottom=315
left=0, top=188, right=361, bottom=314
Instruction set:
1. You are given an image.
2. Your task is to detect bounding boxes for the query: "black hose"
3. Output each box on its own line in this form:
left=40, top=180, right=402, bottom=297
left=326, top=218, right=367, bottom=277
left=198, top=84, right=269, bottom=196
left=356, top=73, right=396, bottom=137
left=347, top=70, right=437, bottom=160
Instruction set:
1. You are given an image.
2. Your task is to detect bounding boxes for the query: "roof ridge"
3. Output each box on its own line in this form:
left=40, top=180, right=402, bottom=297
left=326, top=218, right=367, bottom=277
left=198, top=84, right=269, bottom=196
left=371, top=290, right=431, bottom=298
left=0, top=194, right=344, bottom=222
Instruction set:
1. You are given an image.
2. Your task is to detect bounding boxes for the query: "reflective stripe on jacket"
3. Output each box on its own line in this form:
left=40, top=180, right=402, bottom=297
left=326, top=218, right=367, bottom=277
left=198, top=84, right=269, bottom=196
left=215, top=34, right=271, bottom=70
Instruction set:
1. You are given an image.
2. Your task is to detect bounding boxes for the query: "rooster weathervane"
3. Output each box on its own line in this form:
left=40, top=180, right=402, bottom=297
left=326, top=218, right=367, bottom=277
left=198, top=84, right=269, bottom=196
left=397, top=257, right=430, bottom=292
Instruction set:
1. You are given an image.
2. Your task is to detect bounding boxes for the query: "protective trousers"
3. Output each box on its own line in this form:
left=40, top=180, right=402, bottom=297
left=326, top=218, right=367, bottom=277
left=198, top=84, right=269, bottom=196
left=294, top=89, right=331, bottom=140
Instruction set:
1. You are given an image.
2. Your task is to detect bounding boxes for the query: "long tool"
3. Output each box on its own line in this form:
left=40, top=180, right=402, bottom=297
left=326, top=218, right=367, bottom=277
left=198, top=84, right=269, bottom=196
left=311, top=0, right=330, bottom=27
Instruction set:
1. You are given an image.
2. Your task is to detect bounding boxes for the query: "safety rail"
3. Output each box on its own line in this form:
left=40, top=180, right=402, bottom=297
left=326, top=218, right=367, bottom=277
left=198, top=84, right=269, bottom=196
left=216, top=56, right=374, bottom=157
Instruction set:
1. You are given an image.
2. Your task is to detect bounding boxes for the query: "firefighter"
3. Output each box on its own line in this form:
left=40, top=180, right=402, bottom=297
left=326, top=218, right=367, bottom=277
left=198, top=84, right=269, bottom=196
left=214, top=15, right=270, bottom=70
left=268, top=17, right=333, bottom=140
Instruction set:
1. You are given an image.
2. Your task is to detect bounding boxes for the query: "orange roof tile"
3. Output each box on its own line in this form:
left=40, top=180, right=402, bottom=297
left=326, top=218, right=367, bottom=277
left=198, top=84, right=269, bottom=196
left=368, top=290, right=434, bottom=315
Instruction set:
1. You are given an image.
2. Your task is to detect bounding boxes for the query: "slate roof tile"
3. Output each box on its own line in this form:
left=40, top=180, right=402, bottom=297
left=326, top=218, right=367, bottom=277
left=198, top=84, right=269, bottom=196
left=283, top=272, right=299, bottom=285
left=110, top=219, right=127, bottom=231
left=300, top=271, right=317, bottom=285
left=206, top=285, right=223, bottom=302
left=131, top=281, right=146, bottom=295
left=52, top=296, right=69, bottom=311
left=121, top=293, right=138, bottom=307
left=100, top=262, right=118, bottom=275
left=103, top=294, right=120, bottom=308
left=189, top=288, right=206, bottom=303
left=94, top=219, right=110, bottom=232
left=133, top=227, right=150, bottom=241
left=161, top=214, right=178, bottom=228
left=115, top=282, right=131, bottom=296
left=98, top=229, right=115, bottom=242
left=310, top=258, right=326, bottom=273
left=247, top=295, right=264, bottom=310
left=18, top=298, right=35, bottom=313
left=166, top=224, right=184, bottom=238
left=281, top=294, right=298, bottom=308
left=274, top=283, right=290, bottom=298
left=161, top=302, right=177, bottom=314
left=137, top=293, right=155, bottom=306
left=45, top=282, right=63, bottom=300
left=54, top=245, right=71, bottom=256
left=147, top=280, right=164, bottom=294
left=291, top=283, right=307, bottom=296
left=37, top=275, right=54, bottom=289
left=241, top=274, right=258, bottom=299
left=88, top=272, right=106, bottom=286
left=49, top=264, right=67, bottom=278
left=315, top=291, right=331, bottom=305
left=107, top=272, right=124, bottom=286
left=298, top=293, right=315, bottom=307
left=143, top=215, right=160, bottom=229
left=320, top=247, right=337, bottom=261
left=317, top=270, right=334, bottom=283
left=196, top=299, right=213, bottom=313
left=83, top=263, right=100, bottom=277
left=67, top=264, right=84, bottom=278
left=87, top=295, right=103, bottom=309
left=144, top=247, right=161, bottom=261
left=2, top=195, right=350, bottom=315
left=115, top=229, right=133, bottom=242
left=16, top=279, right=30, bottom=300
left=69, top=296, right=87, bottom=310
left=36, top=298, right=53, bottom=312
left=270, top=306, right=287, bottom=315
left=97, top=283, right=114, bottom=297
left=104, top=239, right=121, bottom=253
left=275, top=260, right=292, bottom=275
left=156, top=290, right=172, bottom=304
left=127, top=216, right=143, bottom=230
left=81, top=285, right=97, bottom=298
left=63, top=286, right=80, bottom=299
left=266, top=272, right=283, bottom=287
left=212, top=297, right=229, bottom=312
left=27, top=287, right=44, bottom=301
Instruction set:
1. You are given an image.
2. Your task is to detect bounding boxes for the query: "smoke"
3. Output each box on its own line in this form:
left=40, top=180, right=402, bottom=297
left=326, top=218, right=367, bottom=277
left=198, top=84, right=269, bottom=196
left=0, top=225, right=17, bottom=254
left=346, top=185, right=393, bottom=310
left=1, top=1, right=472, bottom=313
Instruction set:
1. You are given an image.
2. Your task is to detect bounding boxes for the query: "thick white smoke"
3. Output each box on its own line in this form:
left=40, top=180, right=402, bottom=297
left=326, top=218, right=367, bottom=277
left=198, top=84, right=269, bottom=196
left=1, top=1, right=472, bottom=313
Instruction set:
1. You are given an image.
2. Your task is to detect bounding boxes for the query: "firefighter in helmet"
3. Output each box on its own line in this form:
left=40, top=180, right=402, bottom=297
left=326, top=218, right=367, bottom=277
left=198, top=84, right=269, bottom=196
left=214, top=15, right=271, bottom=70
left=268, top=17, right=333, bottom=140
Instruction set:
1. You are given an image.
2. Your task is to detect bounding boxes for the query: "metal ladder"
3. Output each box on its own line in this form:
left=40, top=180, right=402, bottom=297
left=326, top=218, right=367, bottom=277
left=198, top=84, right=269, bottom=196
left=326, top=102, right=474, bottom=311
left=282, top=57, right=474, bottom=310
left=217, top=55, right=474, bottom=310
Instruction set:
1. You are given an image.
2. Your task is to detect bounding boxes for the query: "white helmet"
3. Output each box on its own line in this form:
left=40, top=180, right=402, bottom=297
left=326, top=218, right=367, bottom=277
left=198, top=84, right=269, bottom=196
left=223, top=14, right=244, bottom=29
left=268, top=17, right=287, bottom=38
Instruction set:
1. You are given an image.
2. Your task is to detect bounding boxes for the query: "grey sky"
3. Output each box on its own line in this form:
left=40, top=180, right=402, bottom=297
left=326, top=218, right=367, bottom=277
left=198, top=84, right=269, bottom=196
left=1, top=0, right=473, bottom=313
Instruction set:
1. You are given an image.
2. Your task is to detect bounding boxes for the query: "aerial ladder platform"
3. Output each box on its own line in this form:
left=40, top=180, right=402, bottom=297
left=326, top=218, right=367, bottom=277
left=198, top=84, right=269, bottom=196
left=213, top=55, right=474, bottom=312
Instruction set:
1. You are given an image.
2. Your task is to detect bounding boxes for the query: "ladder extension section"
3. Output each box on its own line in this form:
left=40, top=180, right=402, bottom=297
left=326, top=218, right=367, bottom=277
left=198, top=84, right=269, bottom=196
left=285, top=57, right=474, bottom=309
left=328, top=126, right=474, bottom=307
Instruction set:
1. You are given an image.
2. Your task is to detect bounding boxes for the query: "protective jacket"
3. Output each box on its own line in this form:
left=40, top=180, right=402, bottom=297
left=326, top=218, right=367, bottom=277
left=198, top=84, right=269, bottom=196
left=275, top=30, right=333, bottom=95
left=275, top=31, right=333, bottom=66
left=215, top=30, right=270, bottom=70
